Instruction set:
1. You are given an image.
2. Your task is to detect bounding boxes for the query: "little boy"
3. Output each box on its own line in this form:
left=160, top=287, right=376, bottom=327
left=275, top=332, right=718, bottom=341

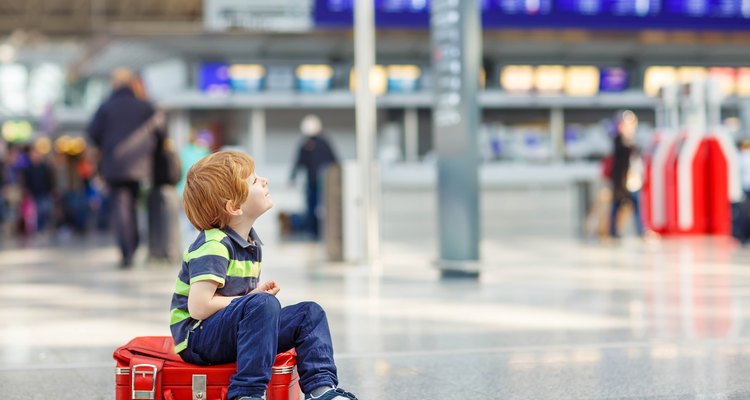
left=170, top=151, right=357, bottom=400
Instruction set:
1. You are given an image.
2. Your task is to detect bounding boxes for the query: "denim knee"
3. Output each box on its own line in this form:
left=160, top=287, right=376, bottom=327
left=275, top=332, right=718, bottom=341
left=299, top=301, right=326, bottom=321
left=241, top=292, right=281, bottom=317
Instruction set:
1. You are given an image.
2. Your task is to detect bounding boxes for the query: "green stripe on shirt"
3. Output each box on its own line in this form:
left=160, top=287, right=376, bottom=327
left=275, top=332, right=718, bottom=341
left=205, top=228, right=228, bottom=242
left=190, top=274, right=225, bottom=286
left=227, top=260, right=261, bottom=278
left=185, top=240, right=229, bottom=263
left=174, top=338, right=188, bottom=354
left=170, top=308, right=191, bottom=325
left=174, top=279, right=190, bottom=296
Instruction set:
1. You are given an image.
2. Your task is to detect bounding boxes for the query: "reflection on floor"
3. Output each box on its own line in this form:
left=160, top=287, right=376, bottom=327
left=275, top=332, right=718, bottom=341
left=1, top=232, right=750, bottom=399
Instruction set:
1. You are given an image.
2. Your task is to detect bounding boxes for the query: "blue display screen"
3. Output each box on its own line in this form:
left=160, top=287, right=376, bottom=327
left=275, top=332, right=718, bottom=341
left=599, top=67, right=629, bottom=92
left=664, top=0, right=750, bottom=17
left=314, top=0, right=750, bottom=30
left=557, top=0, right=660, bottom=16
left=198, top=63, right=231, bottom=94
left=492, top=0, right=553, bottom=15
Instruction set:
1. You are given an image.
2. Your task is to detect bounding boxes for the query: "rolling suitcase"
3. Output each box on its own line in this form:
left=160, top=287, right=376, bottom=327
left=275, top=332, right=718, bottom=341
left=114, top=336, right=300, bottom=400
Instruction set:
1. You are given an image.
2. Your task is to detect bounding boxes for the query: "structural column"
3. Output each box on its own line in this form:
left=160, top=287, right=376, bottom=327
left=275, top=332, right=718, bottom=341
left=404, top=108, right=419, bottom=162
left=354, top=0, right=380, bottom=265
left=550, top=107, right=565, bottom=161
left=431, top=0, right=482, bottom=277
left=249, top=108, right=267, bottom=167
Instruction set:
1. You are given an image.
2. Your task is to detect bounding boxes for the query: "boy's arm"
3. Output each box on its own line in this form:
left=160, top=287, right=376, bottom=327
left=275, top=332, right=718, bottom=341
left=188, top=280, right=282, bottom=321
left=188, top=281, right=240, bottom=320
left=251, top=280, right=280, bottom=296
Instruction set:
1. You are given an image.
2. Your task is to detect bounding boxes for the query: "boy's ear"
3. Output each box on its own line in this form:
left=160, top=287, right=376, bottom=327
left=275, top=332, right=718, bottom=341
left=225, top=200, right=243, bottom=216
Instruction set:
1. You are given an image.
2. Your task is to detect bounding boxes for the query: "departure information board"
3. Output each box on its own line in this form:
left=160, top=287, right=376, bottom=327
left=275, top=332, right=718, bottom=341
left=314, top=0, right=750, bottom=30
left=557, top=0, right=660, bottom=16
left=488, top=0, right=553, bottom=15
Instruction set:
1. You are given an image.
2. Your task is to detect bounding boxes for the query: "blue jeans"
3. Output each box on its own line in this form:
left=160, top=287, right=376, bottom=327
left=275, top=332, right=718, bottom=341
left=610, top=190, right=644, bottom=237
left=305, top=183, right=320, bottom=240
left=110, top=182, right=140, bottom=264
left=33, top=195, right=53, bottom=231
left=180, top=293, right=338, bottom=399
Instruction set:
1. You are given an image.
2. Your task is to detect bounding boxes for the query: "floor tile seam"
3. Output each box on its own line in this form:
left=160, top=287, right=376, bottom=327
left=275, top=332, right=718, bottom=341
left=332, top=338, right=750, bottom=360
left=346, top=365, right=494, bottom=395
left=396, top=367, right=496, bottom=397
left=5, top=336, right=750, bottom=372
left=0, top=362, right=114, bottom=371
left=576, top=392, right=734, bottom=400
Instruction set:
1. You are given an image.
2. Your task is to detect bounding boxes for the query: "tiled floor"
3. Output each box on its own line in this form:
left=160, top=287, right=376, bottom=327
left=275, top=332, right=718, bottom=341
left=0, top=180, right=745, bottom=399
left=2, top=227, right=750, bottom=399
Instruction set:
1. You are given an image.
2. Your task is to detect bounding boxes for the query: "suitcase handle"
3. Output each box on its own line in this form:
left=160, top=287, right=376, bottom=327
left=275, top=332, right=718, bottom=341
left=161, top=387, right=227, bottom=400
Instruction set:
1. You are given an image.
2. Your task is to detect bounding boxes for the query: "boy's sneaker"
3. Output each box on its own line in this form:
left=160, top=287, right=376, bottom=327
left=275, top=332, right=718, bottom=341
left=306, top=387, right=358, bottom=400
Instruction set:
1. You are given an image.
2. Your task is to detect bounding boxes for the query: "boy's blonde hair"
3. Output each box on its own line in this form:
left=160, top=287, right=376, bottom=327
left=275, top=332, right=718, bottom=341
left=183, top=151, right=255, bottom=230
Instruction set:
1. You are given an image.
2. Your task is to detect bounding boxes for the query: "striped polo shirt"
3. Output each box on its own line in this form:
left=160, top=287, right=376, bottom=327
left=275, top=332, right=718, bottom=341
left=169, top=227, right=263, bottom=354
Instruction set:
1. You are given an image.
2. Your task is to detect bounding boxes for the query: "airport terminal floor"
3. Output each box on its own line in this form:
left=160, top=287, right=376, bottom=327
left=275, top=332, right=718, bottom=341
left=2, top=226, right=750, bottom=399
left=5, top=1, right=750, bottom=399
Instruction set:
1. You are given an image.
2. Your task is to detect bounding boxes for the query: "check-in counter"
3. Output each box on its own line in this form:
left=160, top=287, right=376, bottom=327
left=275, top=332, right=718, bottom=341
left=380, top=161, right=600, bottom=189
left=327, top=161, right=602, bottom=262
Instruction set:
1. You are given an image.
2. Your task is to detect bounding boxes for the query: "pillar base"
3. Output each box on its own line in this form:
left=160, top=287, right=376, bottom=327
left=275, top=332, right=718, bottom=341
left=436, top=260, right=480, bottom=279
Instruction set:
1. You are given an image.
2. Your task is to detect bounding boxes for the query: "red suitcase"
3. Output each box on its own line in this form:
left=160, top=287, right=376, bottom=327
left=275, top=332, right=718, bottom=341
left=114, top=336, right=300, bottom=400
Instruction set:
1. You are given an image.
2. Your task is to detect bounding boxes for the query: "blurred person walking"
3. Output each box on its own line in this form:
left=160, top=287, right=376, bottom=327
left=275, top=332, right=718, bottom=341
left=76, top=149, right=99, bottom=232
left=609, top=110, right=644, bottom=239
left=87, top=68, right=164, bottom=268
left=288, top=115, right=338, bottom=240
left=20, top=140, right=55, bottom=234
left=3, top=145, right=27, bottom=236
left=0, top=140, right=8, bottom=231
left=15, top=145, right=36, bottom=236
left=53, top=149, right=94, bottom=235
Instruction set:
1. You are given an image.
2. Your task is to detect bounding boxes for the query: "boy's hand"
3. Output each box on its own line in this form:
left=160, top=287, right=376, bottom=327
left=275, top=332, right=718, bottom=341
left=251, top=280, right=280, bottom=296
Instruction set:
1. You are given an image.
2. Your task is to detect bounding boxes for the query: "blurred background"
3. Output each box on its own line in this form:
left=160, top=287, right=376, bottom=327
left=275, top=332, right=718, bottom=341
left=4, top=1, right=750, bottom=399
left=0, top=0, right=750, bottom=249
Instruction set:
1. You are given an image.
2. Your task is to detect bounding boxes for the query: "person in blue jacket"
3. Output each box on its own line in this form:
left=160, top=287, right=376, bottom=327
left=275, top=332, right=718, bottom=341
left=88, top=68, right=164, bottom=267
left=609, top=110, right=644, bottom=239
left=288, top=115, right=338, bottom=240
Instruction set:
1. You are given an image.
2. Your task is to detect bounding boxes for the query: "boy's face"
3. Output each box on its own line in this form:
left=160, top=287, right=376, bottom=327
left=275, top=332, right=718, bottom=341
left=240, top=172, right=273, bottom=220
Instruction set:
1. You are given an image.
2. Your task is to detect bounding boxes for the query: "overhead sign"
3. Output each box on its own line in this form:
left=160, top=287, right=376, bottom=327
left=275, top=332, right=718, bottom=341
left=315, top=0, right=750, bottom=30
left=205, top=0, right=313, bottom=32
